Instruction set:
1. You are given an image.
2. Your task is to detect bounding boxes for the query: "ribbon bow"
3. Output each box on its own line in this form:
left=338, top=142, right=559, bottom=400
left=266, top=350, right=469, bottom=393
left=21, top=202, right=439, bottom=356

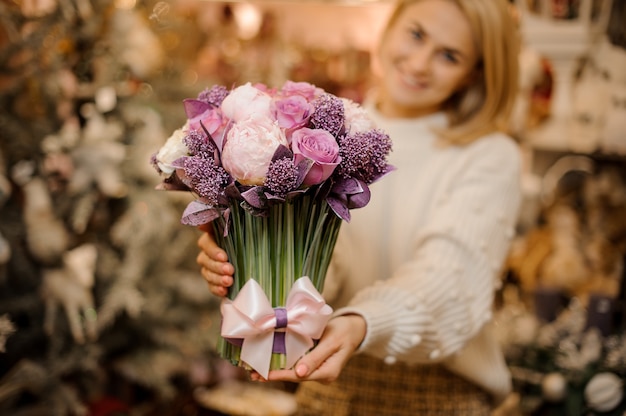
left=220, top=276, right=333, bottom=379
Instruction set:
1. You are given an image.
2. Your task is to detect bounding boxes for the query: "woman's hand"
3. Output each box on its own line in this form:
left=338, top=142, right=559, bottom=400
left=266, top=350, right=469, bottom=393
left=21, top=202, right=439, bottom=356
left=251, top=314, right=366, bottom=384
left=196, top=224, right=234, bottom=297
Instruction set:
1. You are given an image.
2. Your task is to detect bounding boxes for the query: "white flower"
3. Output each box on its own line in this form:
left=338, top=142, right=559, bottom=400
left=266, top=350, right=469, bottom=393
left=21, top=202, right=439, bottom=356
left=221, top=115, right=288, bottom=186
left=342, top=98, right=377, bottom=134
left=156, top=122, right=189, bottom=175
left=221, top=83, right=272, bottom=122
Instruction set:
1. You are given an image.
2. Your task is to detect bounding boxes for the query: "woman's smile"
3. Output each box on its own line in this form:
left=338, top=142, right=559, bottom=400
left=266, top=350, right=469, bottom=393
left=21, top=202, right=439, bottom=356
left=377, top=0, right=478, bottom=118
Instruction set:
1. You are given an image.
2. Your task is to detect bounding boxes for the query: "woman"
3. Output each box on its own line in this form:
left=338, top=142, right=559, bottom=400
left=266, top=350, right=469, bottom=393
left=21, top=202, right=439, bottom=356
left=197, top=0, right=521, bottom=413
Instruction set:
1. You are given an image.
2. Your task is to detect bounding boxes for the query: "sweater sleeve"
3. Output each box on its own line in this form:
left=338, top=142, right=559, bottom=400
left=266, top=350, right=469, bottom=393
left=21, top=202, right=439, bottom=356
left=335, top=135, right=522, bottom=365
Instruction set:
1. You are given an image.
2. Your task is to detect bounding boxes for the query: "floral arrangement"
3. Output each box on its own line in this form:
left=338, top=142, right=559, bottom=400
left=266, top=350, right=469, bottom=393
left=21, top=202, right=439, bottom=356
left=152, top=80, right=393, bottom=377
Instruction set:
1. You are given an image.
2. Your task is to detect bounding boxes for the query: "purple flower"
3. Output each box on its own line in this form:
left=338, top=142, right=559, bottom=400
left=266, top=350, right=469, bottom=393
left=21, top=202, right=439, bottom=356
left=327, top=178, right=371, bottom=222
left=309, top=93, right=345, bottom=137
left=198, top=85, right=230, bottom=107
left=181, top=156, right=230, bottom=206
left=271, top=95, right=313, bottom=131
left=337, top=129, right=393, bottom=184
left=292, top=128, right=341, bottom=186
left=183, top=129, right=215, bottom=157
left=264, top=157, right=299, bottom=197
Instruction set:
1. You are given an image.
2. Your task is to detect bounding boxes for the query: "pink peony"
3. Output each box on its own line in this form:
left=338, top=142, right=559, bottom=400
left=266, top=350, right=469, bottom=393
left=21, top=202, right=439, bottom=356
left=221, top=115, right=288, bottom=186
left=292, top=128, right=341, bottom=186
left=221, top=83, right=272, bottom=122
left=271, top=95, right=313, bottom=131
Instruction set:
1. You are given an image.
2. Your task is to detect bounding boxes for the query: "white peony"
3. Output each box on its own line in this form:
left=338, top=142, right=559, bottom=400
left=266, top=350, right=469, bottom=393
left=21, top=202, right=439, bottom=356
left=342, top=98, right=377, bottom=134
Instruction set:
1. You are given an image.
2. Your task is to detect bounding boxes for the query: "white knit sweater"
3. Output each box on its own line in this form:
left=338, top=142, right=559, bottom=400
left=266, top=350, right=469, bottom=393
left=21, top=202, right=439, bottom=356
left=322, top=108, right=522, bottom=404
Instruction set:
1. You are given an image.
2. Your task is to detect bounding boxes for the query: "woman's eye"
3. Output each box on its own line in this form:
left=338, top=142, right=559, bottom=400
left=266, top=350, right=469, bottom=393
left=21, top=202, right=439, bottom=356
left=440, top=50, right=458, bottom=63
left=410, top=28, right=424, bottom=40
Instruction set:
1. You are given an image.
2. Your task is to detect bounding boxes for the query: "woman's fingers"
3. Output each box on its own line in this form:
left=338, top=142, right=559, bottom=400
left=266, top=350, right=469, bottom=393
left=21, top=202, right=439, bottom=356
left=196, top=248, right=233, bottom=276
left=253, top=315, right=366, bottom=384
left=197, top=254, right=233, bottom=294
left=197, top=231, right=227, bottom=260
left=289, top=335, right=350, bottom=383
left=259, top=340, right=345, bottom=383
left=196, top=231, right=235, bottom=297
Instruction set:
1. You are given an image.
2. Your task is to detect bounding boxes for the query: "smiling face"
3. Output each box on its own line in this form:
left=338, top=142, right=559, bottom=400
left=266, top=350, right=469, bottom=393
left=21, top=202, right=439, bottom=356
left=376, top=0, right=480, bottom=118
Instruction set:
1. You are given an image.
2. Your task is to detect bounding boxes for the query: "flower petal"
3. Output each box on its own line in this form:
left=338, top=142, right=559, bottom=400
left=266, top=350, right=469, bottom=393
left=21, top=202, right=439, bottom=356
left=370, top=164, right=397, bottom=183
left=272, top=144, right=294, bottom=162
left=326, top=195, right=351, bottom=222
left=295, top=159, right=314, bottom=188
left=241, top=187, right=266, bottom=209
left=181, top=200, right=220, bottom=226
left=183, top=99, right=211, bottom=119
left=347, top=183, right=370, bottom=209
left=331, top=177, right=362, bottom=195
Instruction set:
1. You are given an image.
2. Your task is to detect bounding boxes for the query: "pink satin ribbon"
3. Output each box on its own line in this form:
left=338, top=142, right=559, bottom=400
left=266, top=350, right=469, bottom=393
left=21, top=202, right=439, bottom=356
left=220, top=276, right=333, bottom=379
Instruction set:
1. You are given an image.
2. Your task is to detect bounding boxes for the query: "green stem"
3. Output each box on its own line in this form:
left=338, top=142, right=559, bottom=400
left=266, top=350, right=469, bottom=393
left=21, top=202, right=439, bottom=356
left=215, top=195, right=344, bottom=371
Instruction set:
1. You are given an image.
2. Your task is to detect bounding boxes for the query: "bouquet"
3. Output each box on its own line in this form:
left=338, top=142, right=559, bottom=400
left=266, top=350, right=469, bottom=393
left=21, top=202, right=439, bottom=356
left=152, top=80, right=393, bottom=378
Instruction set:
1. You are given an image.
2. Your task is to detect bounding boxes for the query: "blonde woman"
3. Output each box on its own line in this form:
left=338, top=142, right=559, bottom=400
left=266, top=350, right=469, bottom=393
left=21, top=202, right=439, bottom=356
left=198, top=0, right=521, bottom=413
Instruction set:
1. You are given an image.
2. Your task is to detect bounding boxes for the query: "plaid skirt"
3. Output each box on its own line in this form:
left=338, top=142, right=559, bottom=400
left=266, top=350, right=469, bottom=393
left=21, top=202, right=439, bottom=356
left=294, top=354, right=492, bottom=416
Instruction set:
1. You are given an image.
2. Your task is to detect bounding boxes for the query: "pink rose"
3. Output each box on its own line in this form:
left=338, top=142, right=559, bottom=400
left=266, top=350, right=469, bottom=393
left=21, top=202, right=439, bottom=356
left=221, top=115, right=288, bottom=186
left=253, top=82, right=275, bottom=94
left=280, top=81, right=323, bottom=101
left=221, top=83, right=272, bottom=122
left=271, top=95, right=313, bottom=131
left=292, top=128, right=341, bottom=186
left=188, top=108, right=226, bottom=148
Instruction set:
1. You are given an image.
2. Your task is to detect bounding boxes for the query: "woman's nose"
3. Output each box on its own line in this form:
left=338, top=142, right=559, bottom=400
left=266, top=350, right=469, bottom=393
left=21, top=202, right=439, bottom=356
left=406, top=45, right=433, bottom=73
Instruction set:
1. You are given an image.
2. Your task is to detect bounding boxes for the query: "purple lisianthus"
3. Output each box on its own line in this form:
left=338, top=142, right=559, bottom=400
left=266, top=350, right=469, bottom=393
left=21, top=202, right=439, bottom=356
left=309, top=93, right=345, bottom=137
left=337, top=129, right=393, bottom=184
left=292, top=128, right=341, bottom=186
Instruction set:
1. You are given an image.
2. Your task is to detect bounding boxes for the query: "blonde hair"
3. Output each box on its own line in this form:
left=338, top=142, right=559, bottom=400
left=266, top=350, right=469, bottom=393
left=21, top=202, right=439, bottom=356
left=380, top=0, right=519, bottom=145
